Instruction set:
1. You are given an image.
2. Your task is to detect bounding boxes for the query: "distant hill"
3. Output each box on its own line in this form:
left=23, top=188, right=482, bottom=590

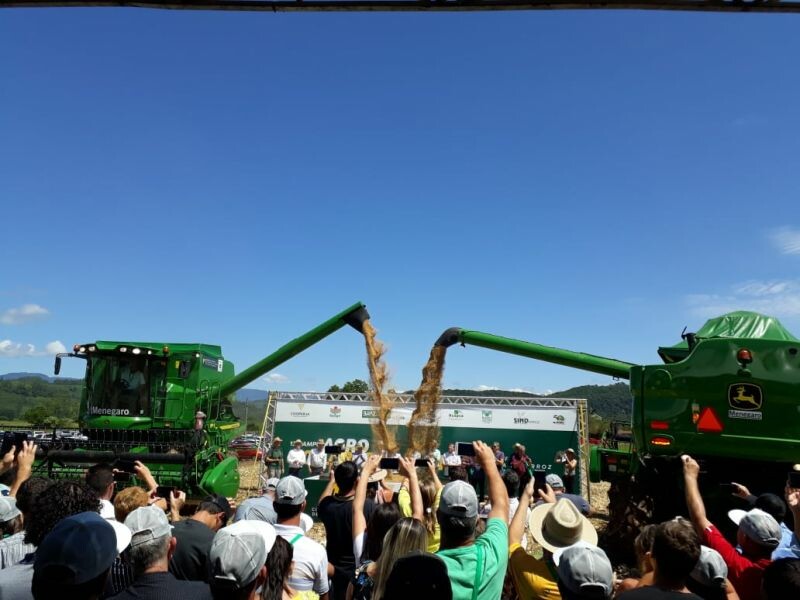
left=236, top=388, right=269, bottom=402
left=0, top=372, right=55, bottom=382
left=441, top=383, right=631, bottom=420
left=550, top=382, right=632, bottom=419
left=0, top=376, right=82, bottom=423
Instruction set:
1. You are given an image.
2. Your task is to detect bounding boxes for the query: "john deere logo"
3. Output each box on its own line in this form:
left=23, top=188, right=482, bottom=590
left=728, top=383, right=763, bottom=411
left=330, top=406, right=342, bottom=418
left=481, top=410, right=492, bottom=424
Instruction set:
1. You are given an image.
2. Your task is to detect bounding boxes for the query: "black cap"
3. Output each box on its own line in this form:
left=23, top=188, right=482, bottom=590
left=383, top=552, right=452, bottom=600
left=753, top=493, right=786, bottom=523
left=204, top=495, right=233, bottom=521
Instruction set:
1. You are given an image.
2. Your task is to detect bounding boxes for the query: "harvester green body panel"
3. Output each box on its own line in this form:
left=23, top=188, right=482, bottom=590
left=41, top=302, right=370, bottom=498
left=199, top=456, right=240, bottom=497
left=438, top=311, right=800, bottom=483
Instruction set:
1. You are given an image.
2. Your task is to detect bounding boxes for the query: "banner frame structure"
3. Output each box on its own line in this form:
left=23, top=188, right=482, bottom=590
left=256, top=391, right=591, bottom=501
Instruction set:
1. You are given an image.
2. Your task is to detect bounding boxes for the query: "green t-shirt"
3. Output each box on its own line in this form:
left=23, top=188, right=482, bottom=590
left=437, top=518, right=509, bottom=600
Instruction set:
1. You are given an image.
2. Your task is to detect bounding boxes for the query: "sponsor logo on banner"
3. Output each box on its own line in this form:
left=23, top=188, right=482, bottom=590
left=481, top=410, right=493, bottom=424
left=290, top=403, right=310, bottom=418
left=514, top=411, right=529, bottom=424
left=448, top=409, right=464, bottom=421
left=330, top=406, right=342, bottom=418
left=362, top=409, right=380, bottom=419
left=553, top=414, right=565, bottom=425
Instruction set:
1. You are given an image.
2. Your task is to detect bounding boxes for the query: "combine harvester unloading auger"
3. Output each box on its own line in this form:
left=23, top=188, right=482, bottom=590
left=433, top=311, right=800, bottom=564
left=30, top=302, right=371, bottom=499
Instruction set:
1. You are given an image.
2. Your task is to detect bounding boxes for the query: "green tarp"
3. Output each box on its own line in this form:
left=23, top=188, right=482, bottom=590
left=658, top=311, right=799, bottom=363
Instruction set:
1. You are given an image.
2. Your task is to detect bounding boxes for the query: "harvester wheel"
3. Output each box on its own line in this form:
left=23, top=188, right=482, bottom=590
left=599, top=475, right=654, bottom=567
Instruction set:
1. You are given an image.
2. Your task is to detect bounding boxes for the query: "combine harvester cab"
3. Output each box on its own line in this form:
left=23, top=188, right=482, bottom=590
left=45, top=302, right=370, bottom=499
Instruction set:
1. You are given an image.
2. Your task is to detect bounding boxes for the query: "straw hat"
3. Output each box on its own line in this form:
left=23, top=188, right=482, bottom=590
left=528, top=498, right=598, bottom=553
left=368, top=469, right=388, bottom=483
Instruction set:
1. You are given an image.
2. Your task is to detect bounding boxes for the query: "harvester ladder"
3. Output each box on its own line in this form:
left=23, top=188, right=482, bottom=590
left=576, top=398, right=591, bottom=504
left=255, top=390, right=279, bottom=492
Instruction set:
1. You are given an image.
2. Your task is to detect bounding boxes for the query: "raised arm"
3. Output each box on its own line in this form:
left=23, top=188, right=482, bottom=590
left=354, top=455, right=380, bottom=539
left=0, top=447, right=14, bottom=477
left=476, top=441, right=509, bottom=521
left=318, top=464, right=337, bottom=505
left=683, top=454, right=711, bottom=535
left=398, top=456, right=424, bottom=521
left=9, top=441, right=36, bottom=497
left=786, top=487, right=800, bottom=543
left=427, top=459, right=443, bottom=491
left=510, top=478, right=534, bottom=545
left=134, top=460, right=159, bottom=494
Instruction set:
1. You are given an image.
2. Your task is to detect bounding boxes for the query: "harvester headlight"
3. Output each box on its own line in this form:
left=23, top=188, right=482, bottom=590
left=132, top=348, right=141, bottom=355
left=119, top=347, right=128, bottom=353
left=147, top=350, right=153, bottom=355
left=88, top=346, right=96, bottom=352
left=79, top=346, right=86, bottom=353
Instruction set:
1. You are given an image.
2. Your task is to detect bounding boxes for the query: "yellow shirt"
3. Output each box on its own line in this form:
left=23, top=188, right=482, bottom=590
left=398, top=487, right=442, bottom=553
left=508, top=543, right=561, bottom=600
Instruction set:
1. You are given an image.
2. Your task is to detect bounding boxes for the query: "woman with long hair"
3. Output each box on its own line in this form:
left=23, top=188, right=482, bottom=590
left=261, top=536, right=293, bottom=600
left=398, top=460, right=442, bottom=552
left=370, top=518, right=429, bottom=600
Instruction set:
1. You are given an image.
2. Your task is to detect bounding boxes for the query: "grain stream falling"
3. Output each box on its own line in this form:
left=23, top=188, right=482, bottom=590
left=362, top=320, right=398, bottom=454
left=406, top=344, right=446, bottom=456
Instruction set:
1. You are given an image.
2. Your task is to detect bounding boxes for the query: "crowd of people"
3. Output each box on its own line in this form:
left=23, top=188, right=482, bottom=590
left=1, top=438, right=800, bottom=600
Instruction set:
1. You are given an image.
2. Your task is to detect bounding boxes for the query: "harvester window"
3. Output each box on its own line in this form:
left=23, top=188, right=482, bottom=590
left=178, top=360, right=192, bottom=378
left=87, top=356, right=156, bottom=417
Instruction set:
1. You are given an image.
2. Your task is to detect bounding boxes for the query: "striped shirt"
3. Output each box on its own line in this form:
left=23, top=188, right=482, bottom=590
left=0, top=533, right=35, bottom=570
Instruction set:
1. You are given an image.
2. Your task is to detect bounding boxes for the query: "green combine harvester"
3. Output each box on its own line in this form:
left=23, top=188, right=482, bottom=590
left=436, top=311, right=800, bottom=562
left=37, top=302, right=370, bottom=499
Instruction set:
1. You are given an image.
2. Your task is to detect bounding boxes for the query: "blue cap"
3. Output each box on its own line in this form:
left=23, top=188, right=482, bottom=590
left=34, top=512, right=118, bottom=584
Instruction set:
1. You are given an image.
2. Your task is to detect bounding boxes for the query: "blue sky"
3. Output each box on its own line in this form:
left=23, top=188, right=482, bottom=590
left=1, top=8, right=798, bottom=394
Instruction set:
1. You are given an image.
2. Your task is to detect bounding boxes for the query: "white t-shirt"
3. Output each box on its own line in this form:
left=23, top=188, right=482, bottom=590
left=100, top=498, right=116, bottom=520
left=273, top=523, right=329, bottom=594
left=443, top=451, right=461, bottom=466
left=299, top=512, right=314, bottom=533
left=287, top=448, right=307, bottom=469
left=307, top=448, right=327, bottom=470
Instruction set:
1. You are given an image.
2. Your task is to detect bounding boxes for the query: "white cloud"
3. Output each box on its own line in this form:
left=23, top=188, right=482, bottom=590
left=45, top=340, right=67, bottom=354
left=685, top=279, right=800, bottom=319
left=0, top=340, right=37, bottom=357
left=0, top=304, right=50, bottom=325
left=0, top=339, right=66, bottom=358
left=769, top=227, right=800, bottom=256
left=263, top=372, right=289, bottom=383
